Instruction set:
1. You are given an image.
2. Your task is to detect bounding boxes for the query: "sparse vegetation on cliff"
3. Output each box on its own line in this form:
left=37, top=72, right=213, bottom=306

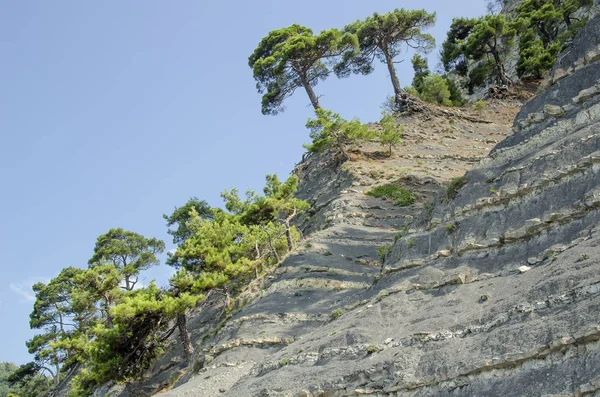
left=13, top=2, right=597, bottom=395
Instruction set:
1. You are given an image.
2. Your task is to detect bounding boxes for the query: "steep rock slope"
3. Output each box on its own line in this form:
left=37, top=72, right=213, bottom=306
left=154, top=102, right=519, bottom=396
left=211, top=16, right=600, bottom=396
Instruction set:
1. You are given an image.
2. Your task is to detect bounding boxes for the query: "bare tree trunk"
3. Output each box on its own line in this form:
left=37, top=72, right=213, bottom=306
left=336, top=135, right=350, bottom=161
left=283, top=207, right=298, bottom=252
left=177, top=313, right=193, bottom=362
left=103, top=294, right=114, bottom=328
left=254, top=242, right=261, bottom=278
left=224, top=289, right=231, bottom=308
left=491, top=49, right=512, bottom=86
left=301, top=76, right=321, bottom=111
left=284, top=221, right=294, bottom=252
left=263, top=227, right=281, bottom=263
left=54, top=357, right=60, bottom=386
left=382, top=44, right=403, bottom=102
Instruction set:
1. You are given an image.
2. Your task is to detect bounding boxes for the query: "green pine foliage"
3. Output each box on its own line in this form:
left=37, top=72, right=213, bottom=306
left=441, top=17, right=477, bottom=76
left=248, top=25, right=359, bottom=114
left=513, top=0, right=592, bottom=78
left=0, top=363, right=18, bottom=397
left=443, top=76, right=467, bottom=106
left=3, top=362, right=49, bottom=397
left=69, top=283, right=202, bottom=396
left=163, top=198, right=212, bottom=245
left=305, top=109, right=375, bottom=160
left=336, top=9, right=436, bottom=106
left=420, top=75, right=453, bottom=106
left=366, top=184, right=417, bottom=206
left=88, top=228, right=165, bottom=291
left=379, top=113, right=404, bottom=156
left=411, top=54, right=430, bottom=94
left=409, top=52, right=464, bottom=106
left=442, top=15, right=515, bottom=91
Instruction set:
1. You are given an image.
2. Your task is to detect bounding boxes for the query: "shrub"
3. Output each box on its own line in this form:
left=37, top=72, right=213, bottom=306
left=420, top=74, right=452, bottom=106
left=366, top=184, right=416, bottom=207
left=444, top=76, right=466, bottom=106
left=375, top=289, right=390, bottom=301
left=404, top=85, right=421, bottom=99
left=377, top=245, right=392, bottom=263
left=305, top=109, right=375, bottom=160
left=445, top=223, right=456, bottom=233
left=379, top=113, right=404, bottom=156
left=278, top=357, right=289, bottom=366
left=446, top=176, right=468, bottom=200
left=330, top=308, right=344, bottom=320
left=473, top=99, right=486, bottom=112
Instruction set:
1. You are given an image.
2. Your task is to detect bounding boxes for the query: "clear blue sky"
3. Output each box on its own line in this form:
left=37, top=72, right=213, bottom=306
left=0, top=1, right=486, bottom=365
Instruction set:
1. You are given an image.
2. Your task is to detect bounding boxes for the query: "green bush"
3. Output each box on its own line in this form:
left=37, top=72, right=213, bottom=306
left=446, top=176, right=468, bottom=200
left=278, top=357, right=289, bottom=366
left=444, top=76, right=466, bottom=106
left=330, top=308, right=344, bottom=320
left=473, top=99, right=486, bottom=112
left=420, top=75, right=452, bottom=106
left=366, top=184, right=416, bottom=206
left=377, top=245, right=392, bottom=263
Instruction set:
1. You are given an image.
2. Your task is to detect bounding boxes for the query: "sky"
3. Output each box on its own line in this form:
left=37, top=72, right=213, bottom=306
left=0, top=0, right=487, bottom=365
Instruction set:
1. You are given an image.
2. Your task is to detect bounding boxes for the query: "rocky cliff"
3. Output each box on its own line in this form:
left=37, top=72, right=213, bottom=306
left=144, top=106, right=520, bottom=396
left=90, top=14, right=600, bottom=397
left=218, top=16, right=600, bottom=396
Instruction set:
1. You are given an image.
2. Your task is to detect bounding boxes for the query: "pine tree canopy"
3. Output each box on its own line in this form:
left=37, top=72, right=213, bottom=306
left=249, top=25, right=358, bottom=114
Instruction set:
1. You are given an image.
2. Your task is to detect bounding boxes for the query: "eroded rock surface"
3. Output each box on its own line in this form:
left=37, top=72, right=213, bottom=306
left=150, top=102, right=519, bottom=396
left=204, top=16, right=600, bottom=397
left=95, top=15, right=600, bottom=397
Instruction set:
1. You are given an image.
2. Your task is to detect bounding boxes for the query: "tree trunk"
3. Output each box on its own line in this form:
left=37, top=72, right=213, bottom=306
left=389, top=143, right=393, bottom=157
left=301, top=76, right=321, bottom=111
left=263, top=226, right=280, bottom=263
left=337, top=135, right=350, bottom=161
left=382, top=45, right=403, bottom=100
left=491, top=51, right=512, bottom=85
left=54, top=357, right=60, bottom=386
left=177, top=313, right=193, bottom=362
left=104, top=295, right=114, bottom=328
left=284, top=219, right=294, bottom=252
left=224, top=289, right=231, bottom=308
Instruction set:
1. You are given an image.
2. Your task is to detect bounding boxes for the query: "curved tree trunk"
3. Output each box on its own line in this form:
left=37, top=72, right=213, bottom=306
left=492, top=51, right=512, bottom=86
left=337, top=135, right=350, bottom=161
left=285, top=221, right=293, bottom=252
left=177, top=313, right=193, bottom=362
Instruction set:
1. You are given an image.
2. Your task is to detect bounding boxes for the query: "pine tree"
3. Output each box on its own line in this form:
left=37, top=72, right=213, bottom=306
left=442, top=15, right=515, bottom=88
left=336, top=9, right=436, bottom=108
left=513, top=0, right=593, bottom=78
left=27, top=267, right=85, bottom=385
left=249, top=25, right=358, bottom=114
left=163, top=198, right=212, bottom=245
left=88, top=228, right=165, bottom=290
left=420, top=75, right=452, bottom=106
left=379, top=113, right=404, bottom=157
left=411, top=54, right=430, bottom=95
left=305, top=109, right=375, bottom=160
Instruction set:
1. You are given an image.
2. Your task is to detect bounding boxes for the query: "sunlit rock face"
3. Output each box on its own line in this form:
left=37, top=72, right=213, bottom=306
left=77, top=14, right=600, bottom=397
left=215, top=15, right=600, bottom=397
